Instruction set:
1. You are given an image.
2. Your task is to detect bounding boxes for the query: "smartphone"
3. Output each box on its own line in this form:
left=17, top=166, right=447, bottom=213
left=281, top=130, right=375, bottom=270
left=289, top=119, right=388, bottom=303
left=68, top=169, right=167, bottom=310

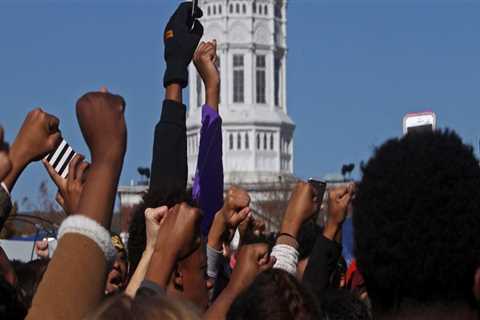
left=403, top=111, right=436, bottom=135
left=308, top=178, right=327, bottom=205
left=44, top=138, right=76, bottom=179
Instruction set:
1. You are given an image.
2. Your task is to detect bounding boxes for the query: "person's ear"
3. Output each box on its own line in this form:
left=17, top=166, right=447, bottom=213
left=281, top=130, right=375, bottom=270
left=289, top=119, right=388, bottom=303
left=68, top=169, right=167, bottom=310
left=473, top=267, right=480, bottom=301
left=173, top=265, right=184, bottom=291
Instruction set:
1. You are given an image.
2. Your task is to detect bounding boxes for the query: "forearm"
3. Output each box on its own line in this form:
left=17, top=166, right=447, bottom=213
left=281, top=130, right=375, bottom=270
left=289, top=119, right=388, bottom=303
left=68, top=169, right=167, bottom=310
left=205, top=84, right=219, bottom=112
left=165, top=84, right=182, bottom=103
left=302, top=234, right=342, bottom=302
left=323, top=222, right=340, bottom=241
left=124, top=248, right=153, bottom=297
left=204, top=285, right=237, bottom=320
left=145, top=250, right=176, bottom=289
left=208, top=211, right=226, bottom=251
left=149, top=100, right=187, bottom=193
left=194, top=104, right=224, bottom=235
left=2, top=144, right=28, bottom=192
left=27, top=217, right=115, bottom=320
left=75, top=160, right=123, bottom=228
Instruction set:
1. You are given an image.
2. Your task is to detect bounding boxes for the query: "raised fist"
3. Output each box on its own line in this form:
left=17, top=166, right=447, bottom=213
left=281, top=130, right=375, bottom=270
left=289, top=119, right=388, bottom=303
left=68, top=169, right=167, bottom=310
left=154, top=202, right=203, bottom=259
left=327, top=183, right=354, bottom=226
left=11, top=108, right=61, bottom=165
left=223, top=186, right=251, bottom=228
left=76, top=91, right=126, bottom=163
left=228, top=244, right=275, bottom=295
left=281, top=181, right=316, bottom=237
left=144, top=206, right=169, bottom=252
left=163, top=2, right=204, bottom=88
left=194, top=40, right=220, bottom=90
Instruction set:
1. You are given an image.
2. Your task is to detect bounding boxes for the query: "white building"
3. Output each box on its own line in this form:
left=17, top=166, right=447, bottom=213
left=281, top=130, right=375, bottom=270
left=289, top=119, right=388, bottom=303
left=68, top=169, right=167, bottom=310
left=187, top=0, right=295, bottom=185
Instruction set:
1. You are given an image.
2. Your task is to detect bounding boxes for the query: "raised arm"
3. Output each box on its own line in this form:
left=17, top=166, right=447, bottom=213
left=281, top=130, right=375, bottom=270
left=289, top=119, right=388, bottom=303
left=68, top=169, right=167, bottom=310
left=149, top=2, right=203, bottom=194
left=302, top=184, right=353, bottom=302
left=27, top=91, right=127, bottom=320
left=191, top=41, right=224, bottom=234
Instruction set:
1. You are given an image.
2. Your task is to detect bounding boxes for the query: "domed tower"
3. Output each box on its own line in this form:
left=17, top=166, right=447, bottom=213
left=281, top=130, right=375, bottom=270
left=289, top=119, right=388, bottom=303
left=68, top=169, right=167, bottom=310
left=187, top=0, right=295, bottom=185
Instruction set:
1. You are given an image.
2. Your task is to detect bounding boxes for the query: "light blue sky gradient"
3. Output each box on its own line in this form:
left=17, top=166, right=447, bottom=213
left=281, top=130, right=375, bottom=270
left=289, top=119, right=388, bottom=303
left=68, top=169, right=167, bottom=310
left=0, top=0, right=479, bottom=208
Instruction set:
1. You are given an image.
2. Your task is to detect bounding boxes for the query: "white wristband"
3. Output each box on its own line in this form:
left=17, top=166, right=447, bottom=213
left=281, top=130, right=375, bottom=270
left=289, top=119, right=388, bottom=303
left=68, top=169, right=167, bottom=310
left=271, top=244, right=299, bottom=275
left=58, top=215, right=116, bottom=264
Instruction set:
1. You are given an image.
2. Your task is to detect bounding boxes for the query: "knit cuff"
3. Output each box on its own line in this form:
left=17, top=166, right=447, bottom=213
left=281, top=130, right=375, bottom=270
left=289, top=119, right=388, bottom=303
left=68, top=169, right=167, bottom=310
left=207, top=245, right=223, bottom=279
left=58, top=215, right=116, bottom=265
left=271, top=244, right=299, bottom=275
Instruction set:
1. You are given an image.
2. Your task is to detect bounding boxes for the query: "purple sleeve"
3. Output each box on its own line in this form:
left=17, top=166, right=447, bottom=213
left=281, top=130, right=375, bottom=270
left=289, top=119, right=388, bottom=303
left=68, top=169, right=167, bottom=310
left=192, top=105, right=224, bottom=235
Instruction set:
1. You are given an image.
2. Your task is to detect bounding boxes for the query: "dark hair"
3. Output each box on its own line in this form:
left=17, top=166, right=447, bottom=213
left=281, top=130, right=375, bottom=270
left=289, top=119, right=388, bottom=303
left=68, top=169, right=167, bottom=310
left=0, top=276, right=27, bottom=319
left=353, top=130, right=480, bottom=312
left=127, top=189, right=195, bottom=277
left=321, top=289, right=371, bottom=320
left=11, top=258, right=49, bottom=310
left=227, top=269, right=320, bottom=320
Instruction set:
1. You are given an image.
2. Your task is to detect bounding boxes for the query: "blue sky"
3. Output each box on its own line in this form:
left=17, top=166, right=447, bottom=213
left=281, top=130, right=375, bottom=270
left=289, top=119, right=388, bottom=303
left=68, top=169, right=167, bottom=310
left=0, top=0, right=479, bottom=209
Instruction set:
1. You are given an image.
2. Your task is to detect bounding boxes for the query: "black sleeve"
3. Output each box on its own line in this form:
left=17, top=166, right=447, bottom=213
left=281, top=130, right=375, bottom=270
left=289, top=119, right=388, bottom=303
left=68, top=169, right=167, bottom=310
left=302, top=234, right=342, bottom=303
left=149, top=100, right=187, bottom=196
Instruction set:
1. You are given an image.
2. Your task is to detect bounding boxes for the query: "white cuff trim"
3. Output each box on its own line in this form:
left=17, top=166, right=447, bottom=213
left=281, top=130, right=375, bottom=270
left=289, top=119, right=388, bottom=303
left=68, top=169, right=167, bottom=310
left=272, top=244, right=299, bottom=275
left=58, top=215, right=116, bottom=264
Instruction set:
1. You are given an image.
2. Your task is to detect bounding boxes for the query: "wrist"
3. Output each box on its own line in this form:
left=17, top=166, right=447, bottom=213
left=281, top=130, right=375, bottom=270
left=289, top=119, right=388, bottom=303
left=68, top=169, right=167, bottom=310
left=280, top=222, right=301, bottom=239
left=323, top=222, right=340, bottom=241
left=144, top=245, right=155, bottom=257
left=208, top=213, right=226, bottom=250
left=2, top=146, right=29, bottom=191
left=9, top=143, right=30, bottom=169
left=165, top=84, right=182, bottom=103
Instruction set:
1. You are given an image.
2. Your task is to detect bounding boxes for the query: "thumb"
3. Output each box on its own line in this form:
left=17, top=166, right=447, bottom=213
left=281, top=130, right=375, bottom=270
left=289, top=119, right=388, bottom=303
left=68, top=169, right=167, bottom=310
left=43, top=159, right=65, bottom=189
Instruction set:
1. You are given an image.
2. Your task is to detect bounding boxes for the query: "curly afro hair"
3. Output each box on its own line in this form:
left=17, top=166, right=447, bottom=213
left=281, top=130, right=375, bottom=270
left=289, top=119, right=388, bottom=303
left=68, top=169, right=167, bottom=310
left=227, top=269, right=320, bottom=320
left=353, top=130, right=480, bottom=312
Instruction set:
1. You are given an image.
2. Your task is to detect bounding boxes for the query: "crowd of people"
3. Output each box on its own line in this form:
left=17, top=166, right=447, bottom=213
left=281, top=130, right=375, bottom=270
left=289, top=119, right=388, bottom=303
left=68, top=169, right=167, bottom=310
left=1, top=2, right=480, bottom=319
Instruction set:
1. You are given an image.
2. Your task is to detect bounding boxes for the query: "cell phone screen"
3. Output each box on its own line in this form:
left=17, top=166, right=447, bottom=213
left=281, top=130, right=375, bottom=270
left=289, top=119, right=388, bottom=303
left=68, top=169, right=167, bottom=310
left=407, top=124, right=433, bottom=134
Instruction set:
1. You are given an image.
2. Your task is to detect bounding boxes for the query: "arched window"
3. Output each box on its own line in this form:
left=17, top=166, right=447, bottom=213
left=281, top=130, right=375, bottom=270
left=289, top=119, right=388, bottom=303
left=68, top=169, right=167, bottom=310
left=236, top=3, right=240, bottom=13
left=253, top=2, right=256, bottom=14
left=270, top=134, right=274, bottom=150
left=245, top=133, right=249, bottom=150
left=207, top=6, right=211, bottom=15
left=237, top=133, right=242, bottom=150
left=257, top=134, right=261, bottom=150
left=259, top=5, right=262, bottom=14
left=230, top=4, right=233, bottom=13
left=219, top=5, right=222, bottom=14
left=229, top=134, right=234, bottom=150
left=242, top=4, right=247, bottom=13
left=213, top=5, right=216, bottom=15
left=263, top=133, right=267, bottom=150
left=264, top=5, right=268, bottom=15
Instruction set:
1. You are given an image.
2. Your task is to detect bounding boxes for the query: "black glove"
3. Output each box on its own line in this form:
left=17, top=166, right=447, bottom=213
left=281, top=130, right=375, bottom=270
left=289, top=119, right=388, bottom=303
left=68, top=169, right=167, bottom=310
left=163, top=2, right=204, bottom=88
